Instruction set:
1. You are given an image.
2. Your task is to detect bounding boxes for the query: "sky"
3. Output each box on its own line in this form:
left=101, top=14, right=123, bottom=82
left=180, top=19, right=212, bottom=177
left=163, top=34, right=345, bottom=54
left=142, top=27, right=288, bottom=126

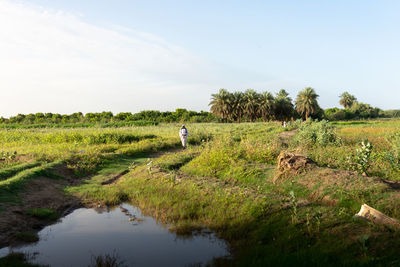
left=0, top=0, right=399, bottom=117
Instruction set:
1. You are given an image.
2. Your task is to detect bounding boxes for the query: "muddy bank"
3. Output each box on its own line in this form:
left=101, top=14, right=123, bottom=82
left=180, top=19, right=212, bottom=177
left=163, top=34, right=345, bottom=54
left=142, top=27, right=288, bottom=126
left=0, top=165, right=86, bottom=248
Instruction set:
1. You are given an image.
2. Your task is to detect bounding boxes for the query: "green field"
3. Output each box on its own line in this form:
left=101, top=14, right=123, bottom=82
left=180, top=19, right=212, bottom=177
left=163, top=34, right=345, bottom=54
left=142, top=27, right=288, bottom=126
left=1, top=120, right=400, bottom=266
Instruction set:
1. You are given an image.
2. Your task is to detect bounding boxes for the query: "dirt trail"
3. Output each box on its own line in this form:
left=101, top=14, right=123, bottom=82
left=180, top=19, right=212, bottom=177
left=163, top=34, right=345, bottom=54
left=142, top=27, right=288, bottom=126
left=278, top=129, right=297, bottom=146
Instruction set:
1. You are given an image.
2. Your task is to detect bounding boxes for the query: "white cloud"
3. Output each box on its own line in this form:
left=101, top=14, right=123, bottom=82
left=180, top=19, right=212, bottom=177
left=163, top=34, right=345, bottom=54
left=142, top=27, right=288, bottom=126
left=0, top=0, right=218, bottom=117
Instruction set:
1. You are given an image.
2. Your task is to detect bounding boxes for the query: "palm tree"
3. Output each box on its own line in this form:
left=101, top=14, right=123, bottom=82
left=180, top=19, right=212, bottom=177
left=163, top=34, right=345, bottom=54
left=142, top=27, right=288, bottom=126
left=339, top=92, right=357, bottom=109
left=209, top=89, right=232, bottom=122
left=295, top=87, right=320, bottom=120
left=243, top=89, right=261, bottom=122
left=231, top=91, right=245, bottom=123
left=260, top=91, right=275, bottom=121
left=274, top=89, right=294, bottom=121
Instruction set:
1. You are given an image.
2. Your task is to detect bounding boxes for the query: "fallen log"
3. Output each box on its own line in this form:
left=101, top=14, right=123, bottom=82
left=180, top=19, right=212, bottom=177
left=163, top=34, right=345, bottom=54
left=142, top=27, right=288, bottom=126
left=355, top=204, right=400, bottom=229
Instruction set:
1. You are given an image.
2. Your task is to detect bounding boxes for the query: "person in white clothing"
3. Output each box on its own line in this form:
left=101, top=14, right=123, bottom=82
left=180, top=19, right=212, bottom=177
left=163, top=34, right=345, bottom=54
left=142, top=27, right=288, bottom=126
left=179, top=124, right=189, bottom=149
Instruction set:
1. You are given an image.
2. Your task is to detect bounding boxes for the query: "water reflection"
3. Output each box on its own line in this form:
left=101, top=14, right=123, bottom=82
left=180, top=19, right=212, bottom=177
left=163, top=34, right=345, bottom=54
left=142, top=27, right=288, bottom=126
left=0, top=204, right=229, bottom=267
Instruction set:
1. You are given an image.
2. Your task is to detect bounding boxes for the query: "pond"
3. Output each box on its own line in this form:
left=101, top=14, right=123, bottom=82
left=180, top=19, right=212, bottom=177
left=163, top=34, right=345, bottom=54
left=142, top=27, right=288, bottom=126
left=0, top=204, right=230, bottom=266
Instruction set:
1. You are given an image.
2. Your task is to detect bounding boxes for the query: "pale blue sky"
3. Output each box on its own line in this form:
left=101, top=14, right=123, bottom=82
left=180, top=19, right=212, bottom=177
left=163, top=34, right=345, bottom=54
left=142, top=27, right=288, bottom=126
left=0, top=0, right=399, bottom=117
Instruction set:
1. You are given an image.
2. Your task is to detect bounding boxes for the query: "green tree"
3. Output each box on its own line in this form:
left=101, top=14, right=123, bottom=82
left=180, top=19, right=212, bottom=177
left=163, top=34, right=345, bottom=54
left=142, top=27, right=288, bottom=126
left=209, top=89, right=233, bottom=122
left=339, top=92, right=357, bottom=109
left=231, top=91, right=245, bottom=123
left=243, top=89, right=261, bottom=122
left=274, top=89, right=294, bottom=121
left=295, top=87, right=320, bottom=120
left=260, top=91, right=275, bottom=121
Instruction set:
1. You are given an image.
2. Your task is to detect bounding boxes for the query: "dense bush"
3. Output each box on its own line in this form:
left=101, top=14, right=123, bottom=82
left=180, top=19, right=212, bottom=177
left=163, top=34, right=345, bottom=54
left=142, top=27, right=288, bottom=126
left=292, top=120, right=342, bottom=147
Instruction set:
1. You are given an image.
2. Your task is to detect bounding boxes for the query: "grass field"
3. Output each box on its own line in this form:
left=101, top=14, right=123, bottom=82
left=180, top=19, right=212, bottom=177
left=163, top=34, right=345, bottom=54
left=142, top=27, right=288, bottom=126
left=1, top=120, right=400, bottom=266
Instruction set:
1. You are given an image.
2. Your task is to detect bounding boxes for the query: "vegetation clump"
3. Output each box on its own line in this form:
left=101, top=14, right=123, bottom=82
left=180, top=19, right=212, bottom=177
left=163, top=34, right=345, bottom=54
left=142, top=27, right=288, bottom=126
left=348, top=140, right=373, bottom=176
left=26, top=208, right=59, bottom=220
left=292, top=120, right=342, bottom=147
left=15, top=231, right=39, bottom=243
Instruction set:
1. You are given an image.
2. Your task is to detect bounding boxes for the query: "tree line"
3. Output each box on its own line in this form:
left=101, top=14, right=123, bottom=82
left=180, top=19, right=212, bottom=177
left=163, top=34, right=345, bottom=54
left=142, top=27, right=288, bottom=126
left=209, top=88, right=322, bottom=122
left=1, top=90, right=398, bottom=125
left=209, top=88, right=398, bottom=122
left=0, top=109, right=218, bottom=125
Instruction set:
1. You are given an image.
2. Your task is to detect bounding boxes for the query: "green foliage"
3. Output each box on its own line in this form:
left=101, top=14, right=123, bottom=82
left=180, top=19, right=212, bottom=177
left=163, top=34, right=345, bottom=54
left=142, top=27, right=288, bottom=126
left=285, top=119, right=303, bottom=130
left=1, top=109, right=217, bottom=126
left=350, top=102, right=381, bottom=119
left=292, top=120, right=342, bottom=147
left=0, top=130, right=156, bottom=145
left=26, top=208, right=60, bottom=220
left=348, top=140, right=373, bottom=175
left=384, top=133, right=400, bottom=173
left=339, top=92, right=357, bottom=109
left=324, top=108, right=347, bottom=121
left=66, top=152, right=105, bottom=176
left=295, top=87, right=320, bottom=119
left=209, top=88, right=294, bottom=122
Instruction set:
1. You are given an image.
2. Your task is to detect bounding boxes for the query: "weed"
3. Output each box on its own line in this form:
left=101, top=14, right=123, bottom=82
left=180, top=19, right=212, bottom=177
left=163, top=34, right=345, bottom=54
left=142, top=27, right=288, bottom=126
left=89, top=251, right=125, bottom=267
left=146, top=159, right=153, bottom=174
left=0, top=150, right=17, bottom=162
left=127, top=161, right=136, bottom=171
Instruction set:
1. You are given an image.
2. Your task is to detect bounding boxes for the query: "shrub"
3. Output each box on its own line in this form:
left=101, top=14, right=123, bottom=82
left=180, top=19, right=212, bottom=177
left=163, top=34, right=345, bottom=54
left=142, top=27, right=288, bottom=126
left=292, top=120, right=342, bottom=147
left=384, top=133, right=400, bottom=173
left=347, top=140, right=373, bottom=176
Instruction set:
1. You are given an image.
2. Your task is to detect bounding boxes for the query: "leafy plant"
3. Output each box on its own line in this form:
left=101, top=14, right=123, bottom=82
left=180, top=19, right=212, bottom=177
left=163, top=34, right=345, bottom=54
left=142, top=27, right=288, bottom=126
left=292, top=120, right=342, bottom=147
left=348, top=140, right=373, bottom=176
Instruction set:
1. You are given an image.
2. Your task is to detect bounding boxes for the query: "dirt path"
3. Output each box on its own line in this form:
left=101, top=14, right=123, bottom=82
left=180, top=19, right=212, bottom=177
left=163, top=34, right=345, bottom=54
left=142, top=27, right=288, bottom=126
left=278, top=129, right=297, bottom=146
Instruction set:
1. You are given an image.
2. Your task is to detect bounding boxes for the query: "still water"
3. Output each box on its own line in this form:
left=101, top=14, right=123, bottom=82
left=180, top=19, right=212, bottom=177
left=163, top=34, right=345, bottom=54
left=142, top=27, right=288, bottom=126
left=0, top=204, right=229, bottom=267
